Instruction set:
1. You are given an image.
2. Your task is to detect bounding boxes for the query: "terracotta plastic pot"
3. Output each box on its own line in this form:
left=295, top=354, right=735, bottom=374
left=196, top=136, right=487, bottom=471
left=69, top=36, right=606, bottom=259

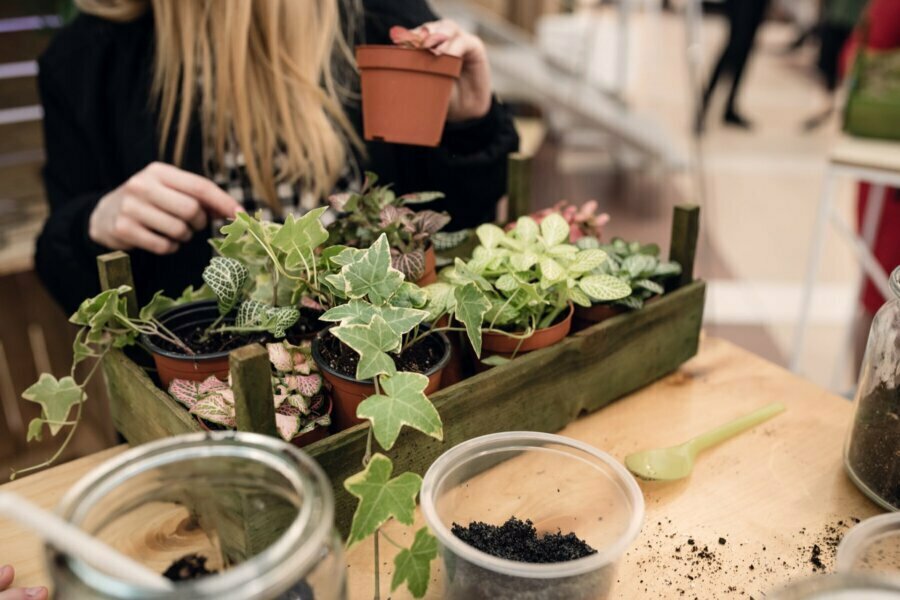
left=311, top=327, right=452, bottom=431
left=478, top=303, right=574, bottom=369
left=140, top=300, right=232, bottom=388
left=415, top=244, right=438, bottom=287
left=356, top=45, right=463, bottom=147
left=292, top=425, right=329, bottom=449
left=572, top=303, right=626, bottom=333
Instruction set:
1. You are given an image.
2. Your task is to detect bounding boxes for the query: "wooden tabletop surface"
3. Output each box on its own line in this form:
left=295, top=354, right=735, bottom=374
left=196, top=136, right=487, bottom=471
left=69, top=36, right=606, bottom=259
left=0, top=337, right=881, bottom=598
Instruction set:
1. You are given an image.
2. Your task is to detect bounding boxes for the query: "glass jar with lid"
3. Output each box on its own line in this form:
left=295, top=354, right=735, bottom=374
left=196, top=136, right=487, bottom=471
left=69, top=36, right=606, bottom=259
left=845, top=265, right=900, bottom=512
left=48, top=431, right=345, bottom=599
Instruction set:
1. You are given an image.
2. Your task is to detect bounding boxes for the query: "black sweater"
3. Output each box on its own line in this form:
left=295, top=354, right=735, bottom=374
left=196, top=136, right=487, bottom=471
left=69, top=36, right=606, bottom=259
left=35, top=0, right=519, bottom=314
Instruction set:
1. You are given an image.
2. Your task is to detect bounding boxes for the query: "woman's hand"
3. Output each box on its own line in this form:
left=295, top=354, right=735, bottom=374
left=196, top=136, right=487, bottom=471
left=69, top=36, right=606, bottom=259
left=0, top=565, right=47, bottom=600
left=410, top=20, right=492, bottom=122
left=89, top=162, right=242, bottom=255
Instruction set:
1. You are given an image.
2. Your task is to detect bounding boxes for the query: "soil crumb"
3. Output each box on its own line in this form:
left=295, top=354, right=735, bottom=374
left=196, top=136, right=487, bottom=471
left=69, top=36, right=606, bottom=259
left=162, top=553, right=217, bottom=581
left=452, top=517, right=597, bottom=564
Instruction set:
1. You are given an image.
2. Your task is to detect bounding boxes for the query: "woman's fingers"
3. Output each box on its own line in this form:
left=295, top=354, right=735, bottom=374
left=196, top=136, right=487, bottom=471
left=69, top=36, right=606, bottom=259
left=148, top=162, right=241, bottom=219
left=112, top=215, right=179, bottom=255
left=144, top=181, right=208, bottom=231
left=0, top=566, right=12, bottom=589
left=0, top=566, right=48, bottom=600
left=120, top=196, right=193, bottom=242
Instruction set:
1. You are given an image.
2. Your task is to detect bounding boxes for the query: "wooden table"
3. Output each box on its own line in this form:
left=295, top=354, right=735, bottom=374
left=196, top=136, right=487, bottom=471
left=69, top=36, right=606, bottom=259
left=0, top=338, right=881, bottom=598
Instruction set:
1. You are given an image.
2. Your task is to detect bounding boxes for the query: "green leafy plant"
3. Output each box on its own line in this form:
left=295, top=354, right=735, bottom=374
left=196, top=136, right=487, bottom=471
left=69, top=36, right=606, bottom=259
left=316, top=233, right=447, bottom=598
left=327, top=173, right=450, bottom=282
left=168, top=341, right=330, bottom=441
left=425, top=212, right=631, bottom=356
left=577, top=237, right=682, bottom=309
left=11, top=285, right=196, bottom=479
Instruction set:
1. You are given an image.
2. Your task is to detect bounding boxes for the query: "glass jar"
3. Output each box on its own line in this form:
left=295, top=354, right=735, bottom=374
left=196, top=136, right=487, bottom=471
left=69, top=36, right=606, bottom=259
left=845, top=265, right=900, bottom=512
left=836, top=513, right=900, bottom=576
left=767, top=573, right=900, bottom=599
left=47, top=431, right=346, bottom=600
left=420, top=432, right=644, bottom=600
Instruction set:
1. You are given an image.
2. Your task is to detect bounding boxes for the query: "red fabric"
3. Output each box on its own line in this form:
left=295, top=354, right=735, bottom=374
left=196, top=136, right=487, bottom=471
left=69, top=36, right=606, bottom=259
left=842, top=0, right=900, bottom=314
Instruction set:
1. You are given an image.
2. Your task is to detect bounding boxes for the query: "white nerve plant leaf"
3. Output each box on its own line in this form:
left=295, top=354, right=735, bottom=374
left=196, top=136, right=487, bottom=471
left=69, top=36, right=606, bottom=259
left=202, top=257, right=249, bottom=315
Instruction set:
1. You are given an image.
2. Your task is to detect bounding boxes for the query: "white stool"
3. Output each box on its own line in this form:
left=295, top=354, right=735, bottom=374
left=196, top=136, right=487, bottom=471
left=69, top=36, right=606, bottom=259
left=791, top=135, right=900, bottom=387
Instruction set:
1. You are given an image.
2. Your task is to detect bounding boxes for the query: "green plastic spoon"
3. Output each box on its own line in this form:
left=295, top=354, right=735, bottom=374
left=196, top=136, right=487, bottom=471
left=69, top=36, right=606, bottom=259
left=625, top=402, right=786, bottom=481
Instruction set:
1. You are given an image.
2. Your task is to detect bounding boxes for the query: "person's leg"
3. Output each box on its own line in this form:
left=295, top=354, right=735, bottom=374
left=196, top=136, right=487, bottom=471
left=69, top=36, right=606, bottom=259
left=696, top=0, right=739, bottom=133
left=723, top=0, right=769, bottom=127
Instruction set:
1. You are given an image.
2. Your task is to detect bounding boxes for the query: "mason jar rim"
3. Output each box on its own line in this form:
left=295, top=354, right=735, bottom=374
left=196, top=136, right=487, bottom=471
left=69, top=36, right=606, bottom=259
left=420, top=431, right=645, bottom=580
left=49, top=431, right=334, bottom=599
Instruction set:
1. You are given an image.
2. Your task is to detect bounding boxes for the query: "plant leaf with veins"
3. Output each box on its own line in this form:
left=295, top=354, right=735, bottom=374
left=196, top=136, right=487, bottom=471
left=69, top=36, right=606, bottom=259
left=391, top=528, right=438, bottom=598
left=342, top=235, right=404, bottom=304
left=203, top=257, right=249, bottom=315
left=357, top=372, right=441, bottom=450
left=22, top=374, right=82, bottom=436
left=453, top=283, right=491, bottom=357
left=331, top=315, right=399, bottom=380
left=344, top=454, right=422, bottom=546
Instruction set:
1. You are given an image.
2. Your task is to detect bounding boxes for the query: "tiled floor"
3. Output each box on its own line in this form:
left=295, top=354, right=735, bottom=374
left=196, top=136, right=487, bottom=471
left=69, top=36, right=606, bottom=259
left=519, top=8, right=869, bottom=391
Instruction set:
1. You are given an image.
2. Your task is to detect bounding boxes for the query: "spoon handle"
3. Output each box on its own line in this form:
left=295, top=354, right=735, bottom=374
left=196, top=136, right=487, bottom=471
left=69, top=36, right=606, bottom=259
left=689, top=402, right=786, bottom=454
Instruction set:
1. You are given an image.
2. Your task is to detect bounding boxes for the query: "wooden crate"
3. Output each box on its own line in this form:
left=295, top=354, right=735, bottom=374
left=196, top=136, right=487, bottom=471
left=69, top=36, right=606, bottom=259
left=100, top=205, right=704, bottom=535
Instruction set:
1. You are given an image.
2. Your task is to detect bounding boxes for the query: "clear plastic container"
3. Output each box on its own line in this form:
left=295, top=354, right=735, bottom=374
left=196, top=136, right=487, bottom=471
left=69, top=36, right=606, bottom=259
left=47, top=431, right=345, bottom=599
left=836, top=513, right=900, bottom=576
left=767, top=573, right=900, bottom=599
left=420, top=431, right=644, bottom=600
left=845, top=266, right=900, bottom=511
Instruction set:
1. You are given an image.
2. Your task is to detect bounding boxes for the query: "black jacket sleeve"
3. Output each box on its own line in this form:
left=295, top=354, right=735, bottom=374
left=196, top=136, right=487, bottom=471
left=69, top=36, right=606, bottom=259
left=361, top=0, right=520, bottom=230
left=35, top=44, right=113, bottom=314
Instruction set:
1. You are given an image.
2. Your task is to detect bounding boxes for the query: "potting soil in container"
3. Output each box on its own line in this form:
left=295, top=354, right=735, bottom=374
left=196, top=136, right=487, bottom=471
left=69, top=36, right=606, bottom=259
left=846, top=382, right=900, bottom=509
left=451, top=517, right=597, bottom=563
left=162, top=554, right=315, bottom=599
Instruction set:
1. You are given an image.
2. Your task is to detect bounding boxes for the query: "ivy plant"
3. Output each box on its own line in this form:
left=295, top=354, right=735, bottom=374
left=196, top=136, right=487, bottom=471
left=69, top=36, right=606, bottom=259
left=327, top=172, right=450, bottom=282
left=11, top=285, right=198, bottom=479
left=168, top=341, right=330, bottom=441
left=577, top=236, right=682, bottom=309
left=424, top=212, right=631, bottom=356
left=317, top=233, right=457, bottom=598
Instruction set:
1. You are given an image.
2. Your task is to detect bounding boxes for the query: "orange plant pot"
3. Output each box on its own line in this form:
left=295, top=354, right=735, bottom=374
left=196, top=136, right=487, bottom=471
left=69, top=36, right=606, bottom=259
left=415, top=244, right=438, bottom=287
left=572, top=303, right=626, bottom=333
left=311, top=328, right=451, bottom=431
left=478, top=303, right=574, bottom=370
left=141, top=301, right=233, bottom=389
left=356, top=46, right=463, bottom=147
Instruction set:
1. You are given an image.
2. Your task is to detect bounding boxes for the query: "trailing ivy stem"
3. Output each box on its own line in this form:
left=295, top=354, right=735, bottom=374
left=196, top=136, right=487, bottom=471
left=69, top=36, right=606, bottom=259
left=363, top=428, right=374, bottom=467
left=373, top=529, right=381, bottom=600
left=379, top=529, right=404, bottom=550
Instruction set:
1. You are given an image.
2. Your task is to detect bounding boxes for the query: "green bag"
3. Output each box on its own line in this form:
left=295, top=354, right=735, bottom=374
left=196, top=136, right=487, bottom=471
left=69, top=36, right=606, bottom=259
left=844, top=38, right=900, bottom=140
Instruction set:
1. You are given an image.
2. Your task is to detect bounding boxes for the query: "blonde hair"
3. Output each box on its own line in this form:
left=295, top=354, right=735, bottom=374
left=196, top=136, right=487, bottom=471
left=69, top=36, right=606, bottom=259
left=75, top=0, right=361, bottom=211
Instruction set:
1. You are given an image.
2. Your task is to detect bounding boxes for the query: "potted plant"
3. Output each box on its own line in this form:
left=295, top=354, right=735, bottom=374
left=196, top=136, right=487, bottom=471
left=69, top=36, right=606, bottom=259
left=518, top=199, right=610, bottom=242
left=356, top=26, right=463, bottom=146
left=572, top=236, right=681, bottom=331
left=327, top=172, right=450, bottom=286
left=168, top=341, right=331, bottom=447
left=310, top=234, right=456, bottom=430
left=424, top=212, right=629, bottom=366
left=144, top=208, right=334, bottom=386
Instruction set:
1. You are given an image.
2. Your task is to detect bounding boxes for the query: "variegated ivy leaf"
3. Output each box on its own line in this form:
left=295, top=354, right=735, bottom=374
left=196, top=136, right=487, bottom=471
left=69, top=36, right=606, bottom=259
left=399, top=191, right=444, bottom=204
left=275, top=412, right=301, bottom=442
left=343, top=235, right=404, bottom=304
left=26, top=418, right=44, bottom=442
left=411, top=210, right=450, bottom=235
left=579, top=274, right=632, bottom=302
left=357, top=372, right=442, bottom=450
left=634, top=279, right=665, bottom=295
left=514, top=216, right=540, bottom=242
left=22, top=374, right=82, bottom=436
left=391, top=282, right=428, bottom=309
left=453, top=282, right=491, bottom=357
left=203, top=257, right=249, bottom=316
left=328, top=246, right=364, bottom=268
left=139, top=290, right=177, bottom=321
left=331, top=315, right=399, bottom=380
left=622, top=254, right=658, bottom=279
left=391, top=247, right=426, bottom=282
left=69, top=286, right=131, bottom=337
left=344, top=454, right=422, bottom=547
left=321, top=299, right=379, bottom=326
left=540, top=212, right=570, bottom=246
left=391, top=528, right=439, bottom=599
left=449, top=258, right=493, bottom=291
left=569, top=248, right=609, bottom=274
left=177, top=284, right=216, bottom=304
left=270, top=207, right=329, bottom=273
left=475, top=223, right=506, bottom=249
left=423, top=282, right=455, bottom=321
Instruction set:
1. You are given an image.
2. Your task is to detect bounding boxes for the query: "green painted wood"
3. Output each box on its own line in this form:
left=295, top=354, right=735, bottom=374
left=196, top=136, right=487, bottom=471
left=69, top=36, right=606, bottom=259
left=506, top=153, right=531, bottom=222
left=307, top=280, right=706, bottom=535
left=96, top=252, right=138, bottom=318
left=101, top=350, right=201, bottom=444
left=230, top=344, right=277, bottom=439
left=668, top=204, right=700, bottom=292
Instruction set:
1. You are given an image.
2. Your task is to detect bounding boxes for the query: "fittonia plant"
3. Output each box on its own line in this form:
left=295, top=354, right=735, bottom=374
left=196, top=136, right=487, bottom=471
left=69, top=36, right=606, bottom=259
left=168, top=341, right=330, bottom=442
left=318, top=233, right=488, bottom=598
left=577, top=236, right=682, bottom=309
left=424, top=213, right=632, bottom=356
left=326, top=172, right=450, bottom=282
left=11, top=284, right=206, bottom=479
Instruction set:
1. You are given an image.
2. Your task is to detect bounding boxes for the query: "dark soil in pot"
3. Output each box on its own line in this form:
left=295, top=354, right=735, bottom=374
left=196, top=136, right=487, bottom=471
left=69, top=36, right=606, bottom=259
left=317, top=329, right=446, bottom=378
left=163, top=554, right=217, bottom=581
left=452, top=517, right=597, bottom=564
left=845, top=381, right=900, bottom=509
